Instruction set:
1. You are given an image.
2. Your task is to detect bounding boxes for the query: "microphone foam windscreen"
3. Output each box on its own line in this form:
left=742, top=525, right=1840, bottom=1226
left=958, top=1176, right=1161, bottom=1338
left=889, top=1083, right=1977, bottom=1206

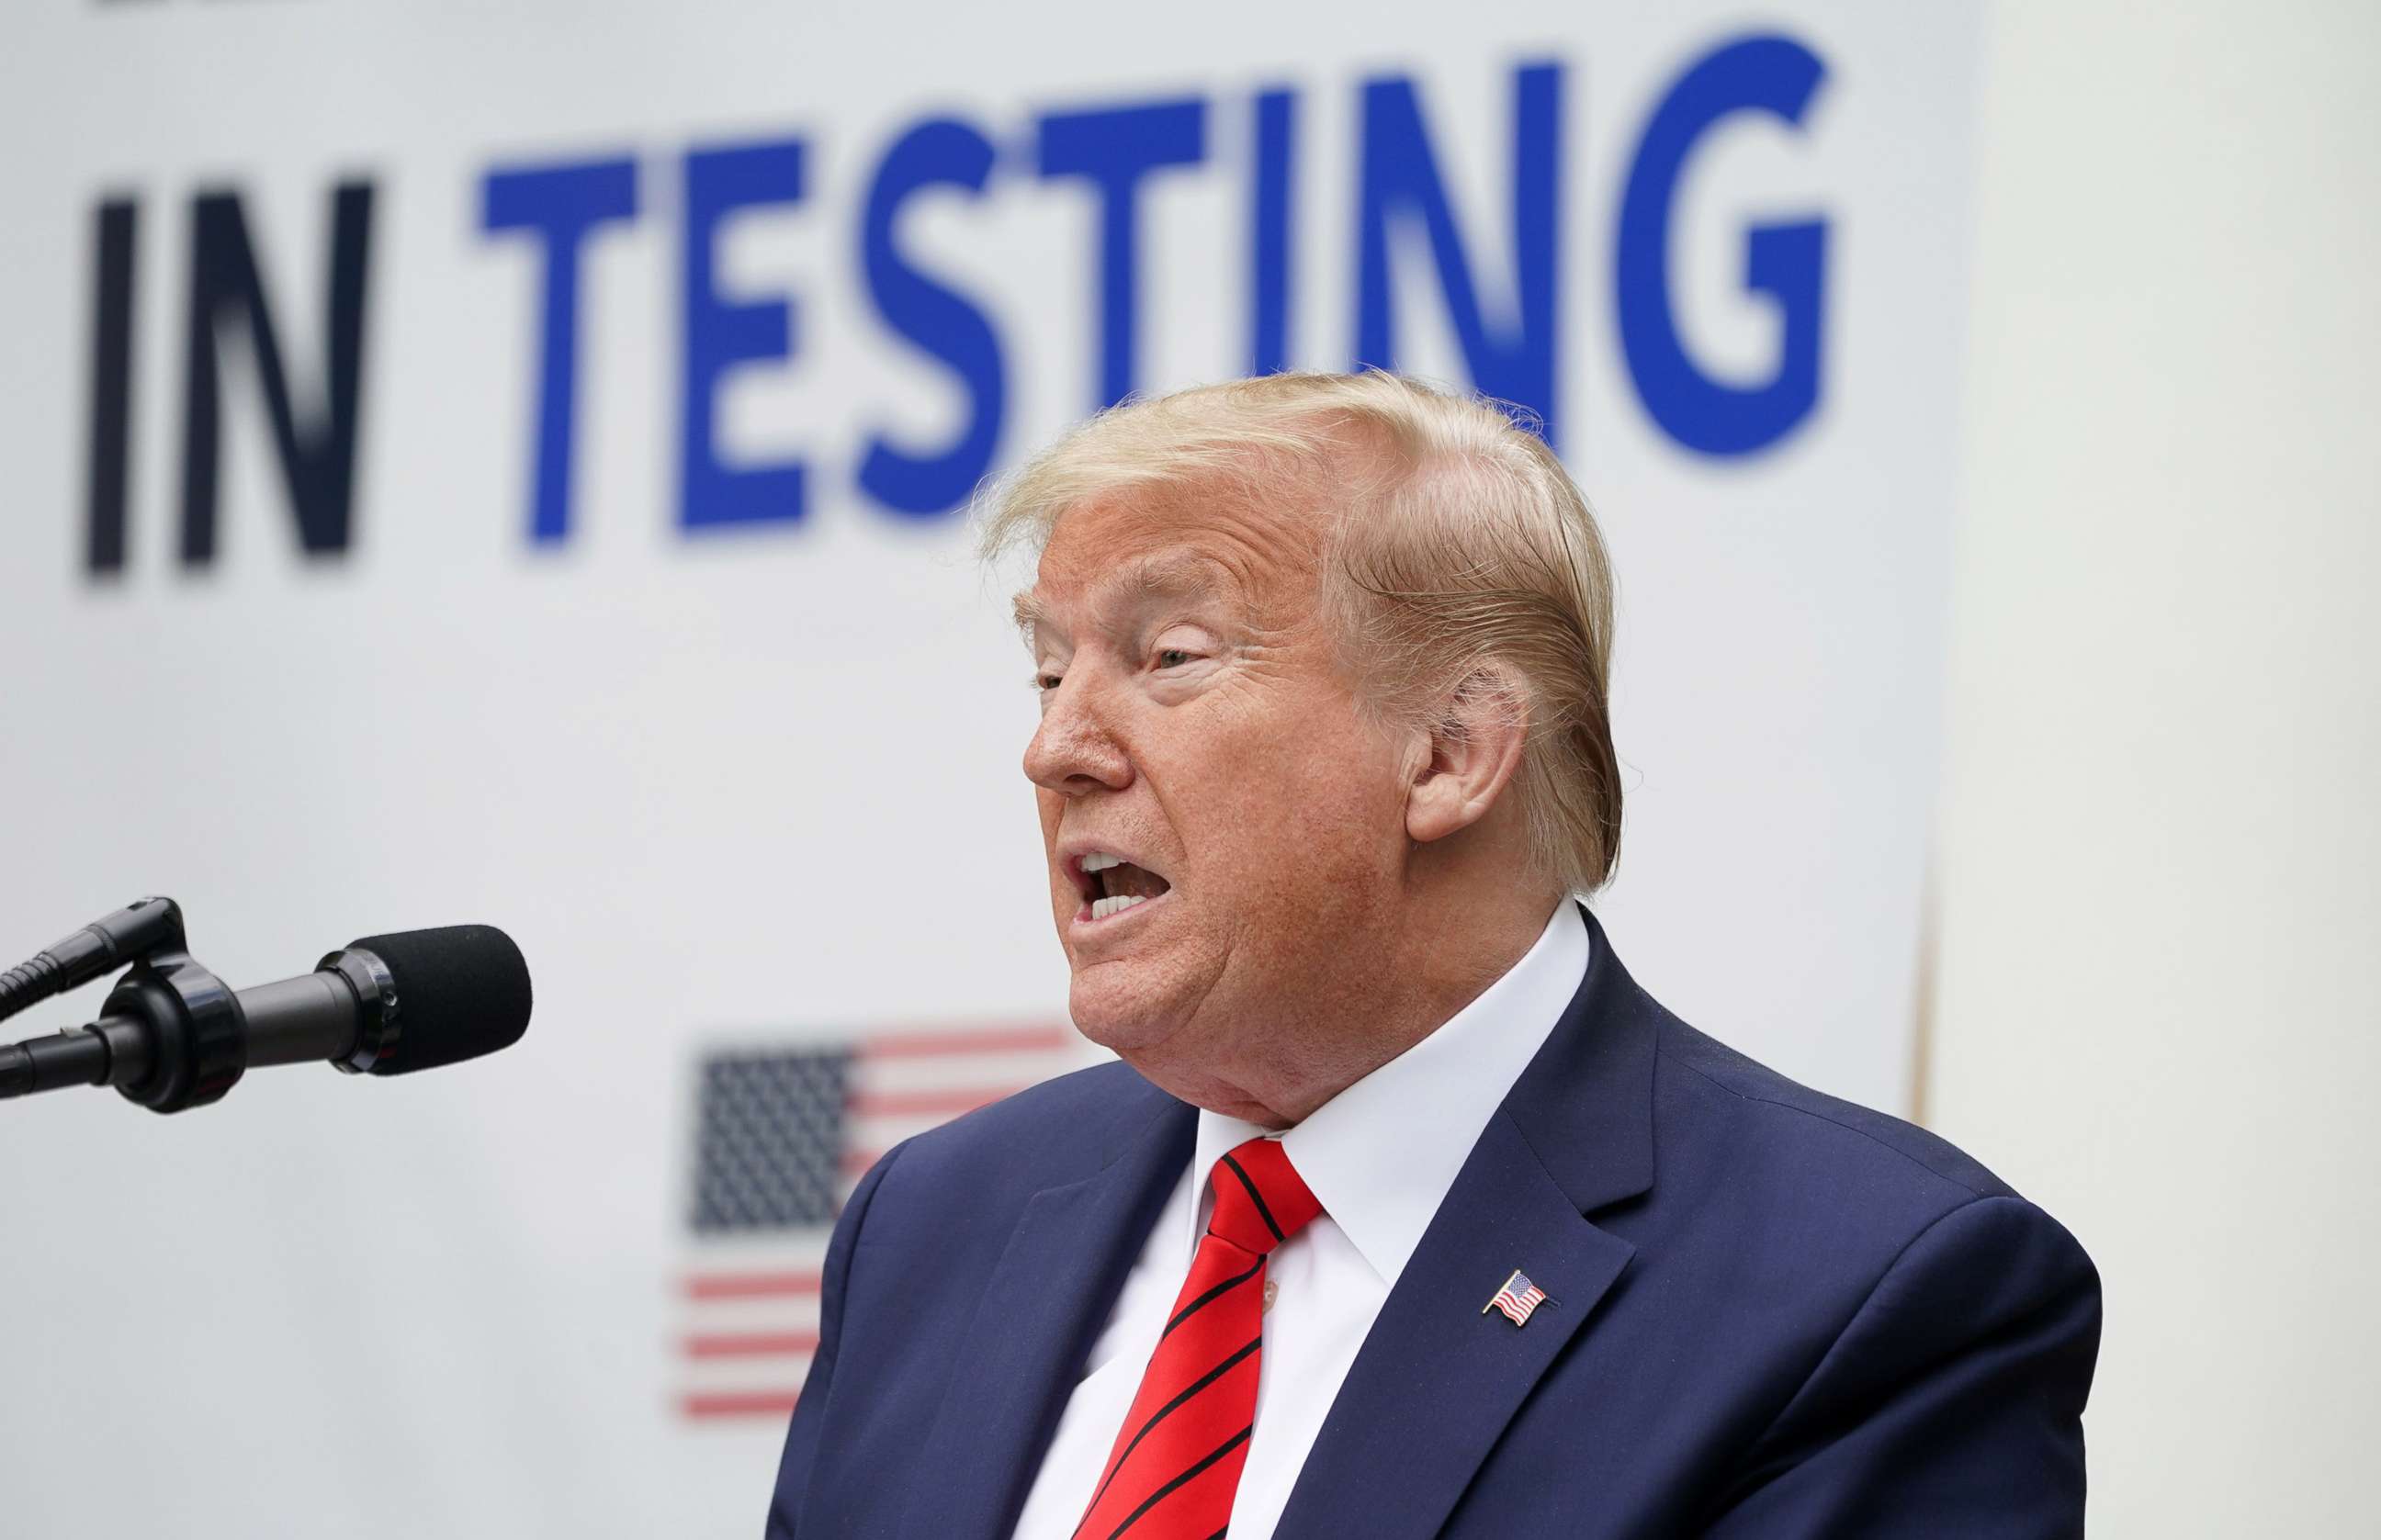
left=347, top=925, right=532, bottom=1075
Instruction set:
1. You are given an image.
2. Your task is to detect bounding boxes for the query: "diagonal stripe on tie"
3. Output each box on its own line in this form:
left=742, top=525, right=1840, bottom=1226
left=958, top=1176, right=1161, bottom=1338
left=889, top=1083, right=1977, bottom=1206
left=1162, top=1257, right=1264, bottom=1339
left=1078, top=1337, right=1262, bottom=1521
left=1217, top=1152, right=1284, bottom=1242
left=1101, top=1425, right=1252, bottom=1540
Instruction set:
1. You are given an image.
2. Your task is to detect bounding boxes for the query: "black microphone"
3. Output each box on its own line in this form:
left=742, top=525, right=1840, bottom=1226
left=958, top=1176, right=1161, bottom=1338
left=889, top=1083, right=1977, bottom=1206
left=0, top=925, right=531, bottom=1113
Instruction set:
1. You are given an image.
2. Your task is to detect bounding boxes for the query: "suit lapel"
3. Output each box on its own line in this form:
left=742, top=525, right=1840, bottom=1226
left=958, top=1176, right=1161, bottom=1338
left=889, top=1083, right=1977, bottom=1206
left=1273, top=1113, right=1632, bottom=1539
left=1274, top=905, right=1662, bottom=1540
left=899, top=1087, right=1194, bottom=1540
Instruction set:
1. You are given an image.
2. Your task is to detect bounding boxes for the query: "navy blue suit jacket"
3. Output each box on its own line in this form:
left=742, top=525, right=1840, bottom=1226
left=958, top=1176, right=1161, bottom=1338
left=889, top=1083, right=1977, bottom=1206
left=766, top=910, right=2100, bottom=1537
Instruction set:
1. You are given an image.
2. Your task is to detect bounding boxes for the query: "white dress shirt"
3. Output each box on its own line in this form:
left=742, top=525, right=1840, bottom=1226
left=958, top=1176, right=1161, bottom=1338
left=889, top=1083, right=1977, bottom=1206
left=1009, top=902, right=1590, bottom=1540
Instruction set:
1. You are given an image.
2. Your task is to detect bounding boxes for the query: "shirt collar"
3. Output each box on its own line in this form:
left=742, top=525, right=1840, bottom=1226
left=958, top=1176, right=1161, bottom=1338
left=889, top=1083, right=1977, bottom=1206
left=1185, top=901, right=1590, bottom=1287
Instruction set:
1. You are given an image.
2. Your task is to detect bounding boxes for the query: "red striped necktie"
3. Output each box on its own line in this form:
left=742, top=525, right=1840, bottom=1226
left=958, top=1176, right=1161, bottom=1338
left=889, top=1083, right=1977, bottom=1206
left=1072, top=1137, right=1322, bottom=1540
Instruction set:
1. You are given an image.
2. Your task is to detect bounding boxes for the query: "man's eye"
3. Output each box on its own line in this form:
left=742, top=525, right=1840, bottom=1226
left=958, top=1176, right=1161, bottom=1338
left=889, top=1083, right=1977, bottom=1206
left=1034, top=671, right=1063, bottom=691
left=1156, top=648, right=1194, bottom=669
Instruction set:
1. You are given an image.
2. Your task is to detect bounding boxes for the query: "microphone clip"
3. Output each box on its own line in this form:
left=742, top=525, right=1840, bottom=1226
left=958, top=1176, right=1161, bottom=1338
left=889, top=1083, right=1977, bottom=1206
left=0, top=898, right=247, bottom=1112
left=99, top=946, right=247, bottom=1112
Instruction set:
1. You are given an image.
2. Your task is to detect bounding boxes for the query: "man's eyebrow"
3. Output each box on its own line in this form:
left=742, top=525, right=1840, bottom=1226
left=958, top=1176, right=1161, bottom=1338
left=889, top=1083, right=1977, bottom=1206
left=1113, top=551, right=1232, bottom=605
left=1010, top=554, right=1235, bottom=639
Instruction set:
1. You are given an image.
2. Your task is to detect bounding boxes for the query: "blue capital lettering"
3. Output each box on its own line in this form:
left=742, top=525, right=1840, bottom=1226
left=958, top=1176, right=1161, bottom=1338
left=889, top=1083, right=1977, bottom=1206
left=1617, top=35, right=1829, bottom=457
left=681, top=138, right=807, bottom=532
left=1035, top=98, right=1207, bottom=409
left=480, top=157, right=638, bottom=545
left=1249, top=88, right=1298, bottom=377
left=1354, top=64, right=1563, bottom=446
left=857, top=118, right=1007, bottom=519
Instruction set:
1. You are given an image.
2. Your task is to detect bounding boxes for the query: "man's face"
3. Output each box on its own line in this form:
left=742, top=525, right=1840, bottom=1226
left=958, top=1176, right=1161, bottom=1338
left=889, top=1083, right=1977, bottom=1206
left=1017, top=486, right=1414, bottom=1113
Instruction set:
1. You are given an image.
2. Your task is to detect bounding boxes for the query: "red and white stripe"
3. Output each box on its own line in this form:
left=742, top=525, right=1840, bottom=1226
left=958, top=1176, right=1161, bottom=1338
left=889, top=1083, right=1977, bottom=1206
left=678, top=1021, right=1088, bottom=1422
left=836, top=1023, right=1083, bottom=1186
left=1488, top=1275, right=1547, bottom=1327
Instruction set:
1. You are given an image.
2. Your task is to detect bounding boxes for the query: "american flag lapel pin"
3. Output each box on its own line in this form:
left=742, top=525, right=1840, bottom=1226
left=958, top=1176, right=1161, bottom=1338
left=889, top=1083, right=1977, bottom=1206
left=1483, top=1267, right=1551, bottom=1328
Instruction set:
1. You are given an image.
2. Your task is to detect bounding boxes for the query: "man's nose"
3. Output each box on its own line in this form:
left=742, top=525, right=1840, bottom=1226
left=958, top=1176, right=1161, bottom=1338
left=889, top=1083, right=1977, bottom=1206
left=1023, top=674, right=1133, bottom=796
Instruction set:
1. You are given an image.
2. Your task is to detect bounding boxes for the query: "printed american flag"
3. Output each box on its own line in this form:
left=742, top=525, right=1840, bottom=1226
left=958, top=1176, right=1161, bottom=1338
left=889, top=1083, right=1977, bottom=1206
left=677, top=1021, right=1085, bottom=1422
left=1486, top=1268, right=1549, bottom=1327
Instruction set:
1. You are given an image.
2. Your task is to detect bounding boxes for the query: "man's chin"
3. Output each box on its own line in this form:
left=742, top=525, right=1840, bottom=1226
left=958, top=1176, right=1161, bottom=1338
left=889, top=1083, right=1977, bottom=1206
left=1066, top=965, right=1194, bottom=1057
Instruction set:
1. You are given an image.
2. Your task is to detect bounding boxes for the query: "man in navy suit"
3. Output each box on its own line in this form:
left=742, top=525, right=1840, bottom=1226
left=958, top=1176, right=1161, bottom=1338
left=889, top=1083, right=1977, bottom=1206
left=766, top=373, right=2099, bottom=1538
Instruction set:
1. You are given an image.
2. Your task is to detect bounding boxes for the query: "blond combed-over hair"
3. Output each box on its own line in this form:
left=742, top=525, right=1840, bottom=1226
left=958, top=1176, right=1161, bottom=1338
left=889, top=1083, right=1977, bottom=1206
left=979, top=370, right=1622, bottom=894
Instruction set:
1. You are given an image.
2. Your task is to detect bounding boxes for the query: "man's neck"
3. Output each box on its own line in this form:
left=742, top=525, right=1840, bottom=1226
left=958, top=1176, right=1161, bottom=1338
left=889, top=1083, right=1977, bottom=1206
left=1161, top=886, right=1566, bottom=1128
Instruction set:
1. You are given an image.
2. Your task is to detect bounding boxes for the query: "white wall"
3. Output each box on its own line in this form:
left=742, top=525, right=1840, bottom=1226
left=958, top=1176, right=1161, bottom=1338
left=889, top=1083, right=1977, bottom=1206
left=1929, top=3, right=2380, bottom=1534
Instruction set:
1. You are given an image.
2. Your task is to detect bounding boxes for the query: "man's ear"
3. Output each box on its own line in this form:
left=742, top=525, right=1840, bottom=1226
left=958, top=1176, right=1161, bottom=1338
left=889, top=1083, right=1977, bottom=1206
left=1405, top=663, right=1530, bottom=846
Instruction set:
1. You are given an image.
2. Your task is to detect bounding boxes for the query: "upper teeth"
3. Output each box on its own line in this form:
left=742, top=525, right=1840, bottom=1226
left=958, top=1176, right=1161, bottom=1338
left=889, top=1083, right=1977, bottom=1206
left=1081, top=852, right=1125, bottom=872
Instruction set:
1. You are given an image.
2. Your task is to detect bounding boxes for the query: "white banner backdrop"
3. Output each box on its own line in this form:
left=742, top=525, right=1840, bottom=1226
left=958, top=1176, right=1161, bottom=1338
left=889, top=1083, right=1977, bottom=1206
left=0, top=2, right=1978, bottom=1534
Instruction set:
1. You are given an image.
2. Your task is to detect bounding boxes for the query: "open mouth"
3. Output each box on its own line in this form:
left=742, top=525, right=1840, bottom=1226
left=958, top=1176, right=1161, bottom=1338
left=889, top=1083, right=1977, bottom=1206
left=1071, top=850, right=1175, bottom=921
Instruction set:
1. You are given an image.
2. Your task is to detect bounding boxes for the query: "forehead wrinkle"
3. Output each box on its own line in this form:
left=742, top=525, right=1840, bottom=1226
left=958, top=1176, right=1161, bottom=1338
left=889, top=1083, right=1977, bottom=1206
left=1015, top=549, right=1245, bottom=647
left=1021, top=476, right=1336, bottom=658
